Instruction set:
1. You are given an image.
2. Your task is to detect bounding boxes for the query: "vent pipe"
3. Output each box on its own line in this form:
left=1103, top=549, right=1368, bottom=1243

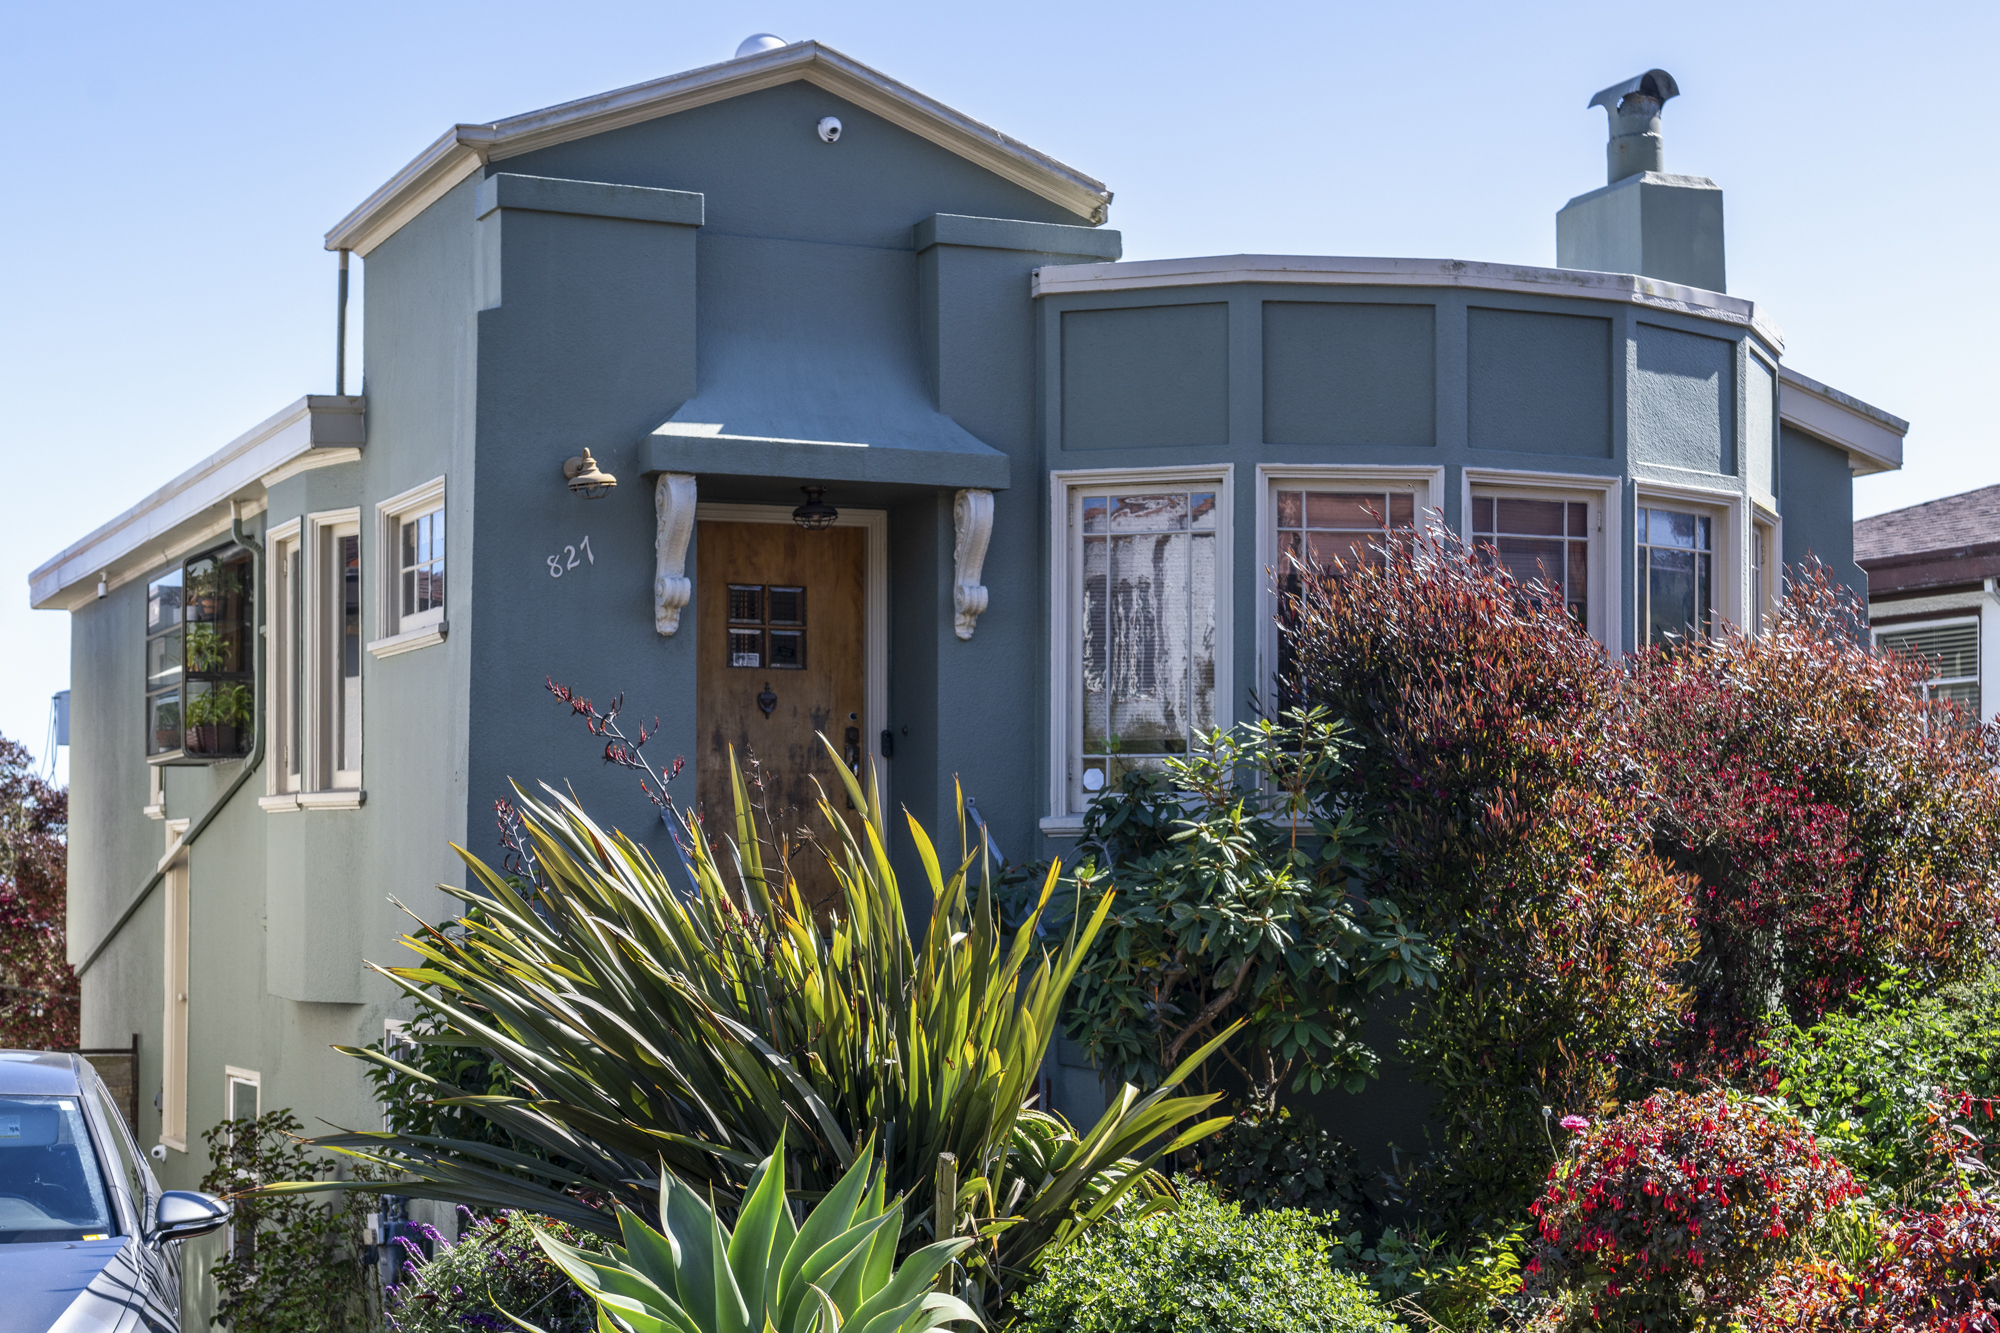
left=1588, top=69, right=1680, bottom=184
left=334, top=249, right=350, bottom=396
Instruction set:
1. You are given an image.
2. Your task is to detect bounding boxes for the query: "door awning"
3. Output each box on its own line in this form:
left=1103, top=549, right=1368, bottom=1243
left=640, top=399, right=1008, bottom=491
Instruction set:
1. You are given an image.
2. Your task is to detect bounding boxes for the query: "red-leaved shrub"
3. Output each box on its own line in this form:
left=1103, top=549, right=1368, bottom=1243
left=1630, top=569, right=2000, bottom=1067
left=0, top=734, right=73, bottom=1049
left=1739, top=1195, right=2000, bottom=1331
left=1525, top=1089, right=1861, bottom=1331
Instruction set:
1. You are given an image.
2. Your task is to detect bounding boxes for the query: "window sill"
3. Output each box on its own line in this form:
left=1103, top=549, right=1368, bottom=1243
left=366, top=620, right=446, bottom=659
left=1038, top=815, right=1087, bottom=838
left=262, top=790, right=366, bottom=812
left=143, top=803, right=166, bottom=821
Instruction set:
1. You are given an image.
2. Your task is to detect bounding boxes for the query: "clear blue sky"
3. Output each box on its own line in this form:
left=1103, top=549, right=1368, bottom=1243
left=3, top=0, right=1992, bottom=774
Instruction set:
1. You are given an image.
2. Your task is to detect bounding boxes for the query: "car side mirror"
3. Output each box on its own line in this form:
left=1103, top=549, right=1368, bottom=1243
left=152, top=1190, right=230, bottom=1244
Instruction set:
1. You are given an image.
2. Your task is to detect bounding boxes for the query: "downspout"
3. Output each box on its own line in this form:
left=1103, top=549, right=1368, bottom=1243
left=76, top=502, right=266, bottom=975
left=335, top=250, right=350, bottom=396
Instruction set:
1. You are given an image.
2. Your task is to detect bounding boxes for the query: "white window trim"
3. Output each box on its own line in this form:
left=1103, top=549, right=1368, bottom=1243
left=1460, top=468, right=1623, bottom=654
left=369, top=477, right=448, bottom=657
left=1633, top=479, right=1743, bottom=642
left=223, top=1066, right=261, bottom=1123
left=693, top=502, right=891, bottom=795
left=1751, top=501, right=1782, bottom=634
left=265, top=519, right=303, bottom=800
left=1044, top=465, right=1235, bottom=835
left=1256, top=465, right=1445, bottom=705
left=1874, top=613, right=1984, bottom=717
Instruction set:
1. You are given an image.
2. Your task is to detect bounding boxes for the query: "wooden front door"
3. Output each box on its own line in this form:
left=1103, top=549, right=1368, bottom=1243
left=695, top=519, right=867, bottom=911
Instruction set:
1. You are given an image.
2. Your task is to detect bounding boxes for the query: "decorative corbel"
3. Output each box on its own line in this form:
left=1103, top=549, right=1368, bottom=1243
left=952, top=488, right=994, bottom=641
left=654, top=472, right=696, bottom=635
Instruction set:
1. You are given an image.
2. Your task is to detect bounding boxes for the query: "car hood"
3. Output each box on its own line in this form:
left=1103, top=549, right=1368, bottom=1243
left=3, top=1238, right=160, bottom=1332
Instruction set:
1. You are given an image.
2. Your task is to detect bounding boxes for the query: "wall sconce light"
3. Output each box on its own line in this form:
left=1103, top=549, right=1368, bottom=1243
left=792, top=486, right=838, bottom=530
left=563, top=449, right=618, bottom=499
left=96, top=570, right=108, bottom=599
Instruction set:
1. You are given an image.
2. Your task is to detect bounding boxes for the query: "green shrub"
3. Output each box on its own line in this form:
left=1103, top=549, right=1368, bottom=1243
left=1188, top=1108, right=1373, bottom=1222
left=200, top=1110, right=375, bottom=1333
left=1761, top=964, right=2000, bottom=1206
left=1010, top=709, right=1438, bottom=1117
left=384, top=1209, right=607, bottom=1333
left=1013, top=1183, right=1404, bottom=1333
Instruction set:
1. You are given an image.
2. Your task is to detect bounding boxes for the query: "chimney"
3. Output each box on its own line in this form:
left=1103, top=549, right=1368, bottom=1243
left=1556, top=69, right=1727, bottom=293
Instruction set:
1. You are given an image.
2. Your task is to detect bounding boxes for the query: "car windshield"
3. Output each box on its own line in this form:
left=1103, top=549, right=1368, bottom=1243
left=0, top=1096, right=115, bottom=1243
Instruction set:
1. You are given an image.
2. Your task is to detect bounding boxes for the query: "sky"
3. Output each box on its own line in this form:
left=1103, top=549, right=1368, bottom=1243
left=1, top=0, right=1993, bottom=776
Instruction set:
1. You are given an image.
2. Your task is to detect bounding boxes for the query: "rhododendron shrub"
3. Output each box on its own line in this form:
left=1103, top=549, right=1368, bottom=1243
left=1629, top=568, right=2000, bottom=1065
left=1738, top=1195, right=2000, bottom=1332
left=1525, top=1089, right=1860, bottom=1331
left=1284, top=533, right=1694, bottom=1215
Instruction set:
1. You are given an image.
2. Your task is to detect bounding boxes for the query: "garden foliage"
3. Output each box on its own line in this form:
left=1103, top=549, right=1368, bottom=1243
left=1014, top=709, right=1437, bottom=1115
left=533, top=1132, right=983, bottom=1333
left=1524, top=1089, right=1860, bottom=1331
left=291, top=733, right=1229, bottom=1318
left=0, top=733, right=74, bottom=1049
left=1187, top=1107, right=1374, bottom=1221
left=383, top=1209, right=608, bottom=1333
left=1738, top=1194, right=2000, bottom=1331
left=1012, top=1182, right=1405, bottom=1333
left=201, top=1110, right=376, bottom=1333
left=1761, top=964, right=2000, bottom=1206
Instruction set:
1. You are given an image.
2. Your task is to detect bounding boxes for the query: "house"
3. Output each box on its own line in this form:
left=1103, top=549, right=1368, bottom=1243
left=1856, top=484, right=2000, bottom=723
left=31, top=38, right=1908, bottom=1219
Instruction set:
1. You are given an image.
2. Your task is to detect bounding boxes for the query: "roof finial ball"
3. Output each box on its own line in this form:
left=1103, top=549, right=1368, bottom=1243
left=736, top=33, right=787, bottom=58
left=1588, top=69, right=1680, bottom=184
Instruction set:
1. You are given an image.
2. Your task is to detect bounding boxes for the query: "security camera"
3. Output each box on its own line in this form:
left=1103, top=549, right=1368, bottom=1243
left=149, top=1144, right=168, bottom=1162
left=817, top=116, right=842, bottom=143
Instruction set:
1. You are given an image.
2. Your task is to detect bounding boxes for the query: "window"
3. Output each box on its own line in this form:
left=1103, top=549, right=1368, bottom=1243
left=1879, top=620, right=1981, bottom=720
left=1638, top=506, right=1714, bottom=645
left=1472, top=495, right=1592, bottom=630
left=0, top=1097, right=117, bottom=1243
left=399, top=508, right=445, bottom=630
left=1059, top=477, right=1226, bottom=816
left=372, top=478, right=447, bottom=655
left=1272, top=487, right=1420, bottom=705
left=325, top=525, right=362, bottom=782
left=726, top=585, right=806, bottom=669
left=144, top=569, right=182, bottom=757
left=1752, top=519, right=1777, bottom=633
left=222, top=1069, right=260, bottom=1260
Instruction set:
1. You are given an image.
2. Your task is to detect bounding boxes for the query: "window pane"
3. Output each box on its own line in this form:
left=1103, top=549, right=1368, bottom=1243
left=1566, top=540, right=1589, bottom=627
left=402, top=569, right=415, bottom=618
left=728, top=630, right=763, bottom=668
left=146, top=571, right=183, bottom=635
left=1646, top=550, right=1700, bottom=644
left=767, top=587, right=804, bottom=626
left=1567, top=502, right=1589, bottom=537
left=1111, top=493, right=1190, bottom=533
left=1472, top=496, right=1495, bottom=531
left=338, top=535, right=360, bottom=772
left=1645, top=508, right=1698, bottom=548
left=1880, top=623, right=1979, bottom=680
left=1304, top=492, right=1385, bottom=529
left=147, top=692, right=181, bottom=757
left=1494, top=497, right=1566, bottom=536
left=1081, top=497, right=1109, bottom=535
left=401, top=518, right=417, bottom=571
left=1489, top=536, right=1567, bottom=589
left=1307, top=531, right=1376, bottom=568
left=1934, top=680, right=1981, bottom=716
left=1190, top=531, right=1217, bottom=734
left=1107, top=530, right=1194, bottom=752
left=1390, top=493, right=1415, bottom=527
left=727, top=585, right=763, bottom=623
left=1276, top=491, right=1303, bottom=528
left=146, top=631, right=182, bottom=692
left=1081, top=534, right=1108, bottom=753
left=1190, top=492, right=1218, bottom=531
left=768, top=630, right=804, bottom=669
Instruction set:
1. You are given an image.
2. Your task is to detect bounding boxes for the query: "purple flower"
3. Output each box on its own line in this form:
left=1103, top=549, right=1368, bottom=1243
left=1560, top=1115, right=1591, bottom=1132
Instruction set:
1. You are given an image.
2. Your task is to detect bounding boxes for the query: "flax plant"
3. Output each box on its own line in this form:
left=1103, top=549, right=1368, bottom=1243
left=282, top=741, right=1232, bottom=1315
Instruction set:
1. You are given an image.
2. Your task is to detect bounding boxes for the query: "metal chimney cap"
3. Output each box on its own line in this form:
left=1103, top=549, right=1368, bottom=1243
left=1588, top=69, right=1680, bottom=111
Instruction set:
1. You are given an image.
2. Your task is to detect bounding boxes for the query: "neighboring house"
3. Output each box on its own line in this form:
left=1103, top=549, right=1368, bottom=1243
left=1856, top=484, right=2000, bottom=724
left=30, top=41, right=1910, bottom=1203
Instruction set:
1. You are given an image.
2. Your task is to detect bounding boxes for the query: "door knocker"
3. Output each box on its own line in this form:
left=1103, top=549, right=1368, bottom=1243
left=757, top=682, right=777, bottom=717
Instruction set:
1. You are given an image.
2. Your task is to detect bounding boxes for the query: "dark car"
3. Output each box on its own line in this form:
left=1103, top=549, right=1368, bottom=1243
left=0, top=1051, right=229, bottom=1332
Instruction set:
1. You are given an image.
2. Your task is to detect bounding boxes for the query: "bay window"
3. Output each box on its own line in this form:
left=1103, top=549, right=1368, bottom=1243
left=145, top=544, right=254, bottom=763
left=1638, top=505, right=1715, bottom=645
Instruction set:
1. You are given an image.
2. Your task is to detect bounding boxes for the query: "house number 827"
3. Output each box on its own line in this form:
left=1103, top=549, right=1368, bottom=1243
left=547, top=536, right=595, bottom=578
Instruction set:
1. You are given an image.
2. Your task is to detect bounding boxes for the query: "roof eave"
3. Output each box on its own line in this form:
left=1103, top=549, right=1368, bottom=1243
left=1778, top=366, right=1907, bottom=476
left=29, top=396, right=365, bottom=612
left=324, top=41, right=1112, bottom=258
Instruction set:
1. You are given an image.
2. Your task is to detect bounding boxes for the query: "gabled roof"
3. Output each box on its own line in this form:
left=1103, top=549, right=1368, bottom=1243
left=1856, top=483, right=2000, bottom=566
left=325, top=40, right=1113, bottom=256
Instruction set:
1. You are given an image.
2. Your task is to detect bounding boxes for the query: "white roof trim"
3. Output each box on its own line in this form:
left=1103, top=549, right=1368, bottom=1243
left=1030, top=254, right=1786, bottom=352
left=325, top=41, right=1113, bottom=257
left=29, top=396, right=365, bottom=611
left=1778, top=366, right=1906, bottom=477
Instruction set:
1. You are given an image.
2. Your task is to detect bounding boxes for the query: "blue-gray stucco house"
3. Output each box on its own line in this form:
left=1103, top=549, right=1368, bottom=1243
left=29, top=40, right=1910, bottom=1254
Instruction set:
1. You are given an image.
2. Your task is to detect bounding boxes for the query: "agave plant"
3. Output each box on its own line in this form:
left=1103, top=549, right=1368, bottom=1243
left=528, top=1133, right=980, bottom=1333
left=283, top=741, right=1233, bottom=1313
